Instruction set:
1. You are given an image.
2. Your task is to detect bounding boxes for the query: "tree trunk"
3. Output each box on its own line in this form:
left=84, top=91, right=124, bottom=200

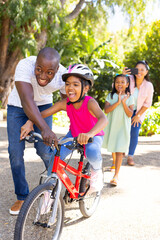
left=0, top=47, right=21, bottom=108
left=60, top=0, right=66, bottom=8
left=36, top=30, right=47, bottom=52
left=65, top=0, right=85, bottom=21
left=0, top=17, right=10, bottom=75
left=0, top=75, right=14, bottom=108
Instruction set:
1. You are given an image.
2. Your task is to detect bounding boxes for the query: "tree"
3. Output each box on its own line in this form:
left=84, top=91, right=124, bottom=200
left=144, top=20, right=160, bottom=101
left=0, top=0, right=89, bottom=107
left=123, top=20, right=160, bottom=103
left=0, top=0, right=151, bottom=107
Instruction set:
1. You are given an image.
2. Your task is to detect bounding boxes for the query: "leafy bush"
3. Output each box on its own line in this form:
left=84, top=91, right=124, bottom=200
left=139, top=102, right=160, bottom=136
left=52, top=111, right=70, bottom=128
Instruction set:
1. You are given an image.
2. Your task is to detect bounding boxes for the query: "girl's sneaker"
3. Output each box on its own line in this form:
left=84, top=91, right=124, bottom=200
left=89, top=169, right=103, bottom=193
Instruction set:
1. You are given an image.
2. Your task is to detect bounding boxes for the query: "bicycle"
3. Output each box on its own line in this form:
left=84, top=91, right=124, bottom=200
left=14, top=131, right=102, bottom=240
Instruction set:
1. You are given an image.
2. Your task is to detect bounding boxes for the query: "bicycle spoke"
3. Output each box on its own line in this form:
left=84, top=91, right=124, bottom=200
left=14, top=183, right=64, bottom=240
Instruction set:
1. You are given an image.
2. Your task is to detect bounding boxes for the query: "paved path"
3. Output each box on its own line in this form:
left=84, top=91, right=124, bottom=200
left=0, top=120, right=160, bottom=240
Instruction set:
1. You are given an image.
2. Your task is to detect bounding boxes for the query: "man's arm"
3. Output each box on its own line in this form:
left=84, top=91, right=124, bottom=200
left=16, top=81, right=58, bottom=145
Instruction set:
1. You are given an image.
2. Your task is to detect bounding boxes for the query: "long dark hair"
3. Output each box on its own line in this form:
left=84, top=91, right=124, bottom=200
left=133, top=60, right=150, bottom=86
left=111, top=74, right=130, bottom=99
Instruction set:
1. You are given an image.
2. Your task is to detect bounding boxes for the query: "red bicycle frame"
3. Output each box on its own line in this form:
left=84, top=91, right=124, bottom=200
left=51, top=150, right=90, bottom=199
left=24, top=132, right=91, bottom=200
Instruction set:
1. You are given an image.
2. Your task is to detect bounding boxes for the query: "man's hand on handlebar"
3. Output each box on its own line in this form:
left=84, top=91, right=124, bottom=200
left=20, top=120, right=58, bottom=147
left=20, top=120, right=34, bottom=140
left=41, top=126, right=58, bottom=147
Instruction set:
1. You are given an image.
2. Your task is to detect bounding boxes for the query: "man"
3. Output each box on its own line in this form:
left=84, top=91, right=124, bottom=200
left=7, top=47, right=66, bottom=215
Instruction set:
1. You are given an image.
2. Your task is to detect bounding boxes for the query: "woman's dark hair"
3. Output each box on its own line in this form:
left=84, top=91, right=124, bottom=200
left=111, top=74, right=130, bottom=99
left=133, top=60, right=150, bottom=85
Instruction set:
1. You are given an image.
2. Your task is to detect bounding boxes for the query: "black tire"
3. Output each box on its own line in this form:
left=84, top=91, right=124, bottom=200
left=14, top=182, right=64, bottom=240
left=79, top=163, right=101, bottom=218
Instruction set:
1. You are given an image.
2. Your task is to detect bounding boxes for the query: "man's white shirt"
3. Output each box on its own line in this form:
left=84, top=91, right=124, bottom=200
left=8, top=56, right=66, bottom=107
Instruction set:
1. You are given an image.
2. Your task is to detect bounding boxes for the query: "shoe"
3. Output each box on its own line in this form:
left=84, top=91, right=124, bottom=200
left=127, top=156, right=134, bottom=166
left=110, top=177, right=118, bottom=186
left=9, top=200, right=24, bottom=215
left=40, top=191, right=54, bottom=215
left=89, top=169, right=103, bottom=193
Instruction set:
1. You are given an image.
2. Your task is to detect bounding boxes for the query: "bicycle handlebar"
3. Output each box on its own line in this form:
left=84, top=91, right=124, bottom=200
left=30, top=132, right=43, bottom=140
left=27, top=131, right=93, bottom=145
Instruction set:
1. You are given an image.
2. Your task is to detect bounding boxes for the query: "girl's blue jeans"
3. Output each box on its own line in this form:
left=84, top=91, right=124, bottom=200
left=48, top=131, right=104, bottom=175
left=128, top=110, right=141, bottom=157
left=7, top=104, right=53, bottom=200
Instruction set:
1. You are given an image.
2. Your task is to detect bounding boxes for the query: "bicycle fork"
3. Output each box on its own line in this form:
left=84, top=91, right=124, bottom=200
left=48, top=175, right=62, bottom=226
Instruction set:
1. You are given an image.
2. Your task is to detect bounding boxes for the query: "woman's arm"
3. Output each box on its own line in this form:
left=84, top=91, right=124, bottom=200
left=136, top=106, right=148, bottom=116
left=132, top=106, right=148, bottom=127
left=132, top=82, right=154, bottom=127
left=122, top=67, right=131, bottom=75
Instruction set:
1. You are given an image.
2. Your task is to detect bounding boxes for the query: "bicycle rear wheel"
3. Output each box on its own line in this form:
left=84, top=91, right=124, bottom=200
left=14, top=182, right=64, bottom=240
left=79, top=163, right=101, bottom=218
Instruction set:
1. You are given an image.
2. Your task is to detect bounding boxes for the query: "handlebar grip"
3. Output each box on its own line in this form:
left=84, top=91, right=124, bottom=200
left=29, top=131, right=43, bottom=140
left=20, top=131, right=43, bottom=144
left=88, top=137, right=93, bottom=143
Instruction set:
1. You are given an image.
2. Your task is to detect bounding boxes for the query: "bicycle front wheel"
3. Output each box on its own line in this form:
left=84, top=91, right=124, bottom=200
left=14, top=182, right=64, bottom=240
left=79, top=163, right=101, bottom=218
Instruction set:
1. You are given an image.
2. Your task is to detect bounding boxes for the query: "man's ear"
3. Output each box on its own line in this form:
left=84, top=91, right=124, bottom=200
left=56, top=64, right=59, bottom=73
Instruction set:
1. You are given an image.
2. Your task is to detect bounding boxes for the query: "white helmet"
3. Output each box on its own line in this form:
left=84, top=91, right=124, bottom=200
left=62, top=64, right=94, bottom=87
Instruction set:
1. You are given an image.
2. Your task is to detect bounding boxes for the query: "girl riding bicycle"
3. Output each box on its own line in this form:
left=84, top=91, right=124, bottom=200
left=21, top=64, right=108, bottom=192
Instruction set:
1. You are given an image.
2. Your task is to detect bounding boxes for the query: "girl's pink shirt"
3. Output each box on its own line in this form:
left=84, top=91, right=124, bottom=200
left=129, top=75, right=154, bottom=122
left=66, top=96, right=104, bottom=137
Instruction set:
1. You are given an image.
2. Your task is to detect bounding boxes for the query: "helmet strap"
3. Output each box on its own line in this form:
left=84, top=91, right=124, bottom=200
left=67, top=79, right=85, bottom=105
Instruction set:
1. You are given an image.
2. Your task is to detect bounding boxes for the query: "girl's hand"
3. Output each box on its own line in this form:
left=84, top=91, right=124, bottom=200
left=20, top=120, right=34, bottom=140
left=131, top=115, right=141, bottom=127
left=122, top=67, right=131, bottom=75
left=77, top=133, right=91, bottom=145
left=122, top=92, right=130, bottom=103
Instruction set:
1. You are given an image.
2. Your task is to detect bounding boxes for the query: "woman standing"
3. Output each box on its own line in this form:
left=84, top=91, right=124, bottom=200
left=123, top=60, right=154, bottom=166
